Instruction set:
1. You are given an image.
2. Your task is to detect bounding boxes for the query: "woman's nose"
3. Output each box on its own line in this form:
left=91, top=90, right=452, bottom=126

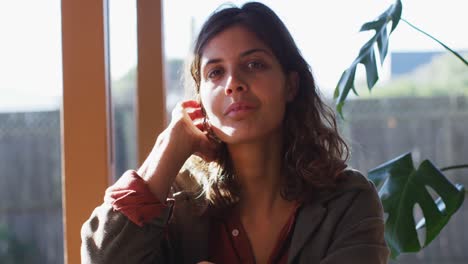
left=224, top=73, right=247, bottom=96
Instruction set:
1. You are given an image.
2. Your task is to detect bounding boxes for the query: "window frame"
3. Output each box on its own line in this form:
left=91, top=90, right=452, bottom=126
left=60, top=0, right=165, bottom=262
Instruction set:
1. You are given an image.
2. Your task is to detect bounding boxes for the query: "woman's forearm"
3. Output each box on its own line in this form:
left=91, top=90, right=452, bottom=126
left=137, top=129, right=192, bottom=202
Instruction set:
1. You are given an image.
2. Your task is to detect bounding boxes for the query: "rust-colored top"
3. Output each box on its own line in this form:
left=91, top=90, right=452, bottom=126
left=209, top=202, right=301, bottom=264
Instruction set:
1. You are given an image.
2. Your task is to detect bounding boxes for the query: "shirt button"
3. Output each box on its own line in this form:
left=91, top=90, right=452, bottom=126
left=232, top=229, right=239, bottom=237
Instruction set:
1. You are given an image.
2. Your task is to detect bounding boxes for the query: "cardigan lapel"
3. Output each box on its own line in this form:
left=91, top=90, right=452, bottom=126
left=286, top=169, right=371, bottom=263
left=287, top=202, right=327, bottom=264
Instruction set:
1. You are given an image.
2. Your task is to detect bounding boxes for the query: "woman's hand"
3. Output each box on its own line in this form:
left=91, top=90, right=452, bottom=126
left=137, top=100, right=219, bottom=201
left=167, top=100, right=219, bottom=161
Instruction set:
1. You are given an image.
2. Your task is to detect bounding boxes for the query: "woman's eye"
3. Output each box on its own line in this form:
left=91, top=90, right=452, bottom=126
left=207, top=68, right=223, bottom=79
left=247, top=61, right=265, bottom=70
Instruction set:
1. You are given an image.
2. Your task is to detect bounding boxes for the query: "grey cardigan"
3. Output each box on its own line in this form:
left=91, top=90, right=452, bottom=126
left=81, top=169, right=389, bottom=263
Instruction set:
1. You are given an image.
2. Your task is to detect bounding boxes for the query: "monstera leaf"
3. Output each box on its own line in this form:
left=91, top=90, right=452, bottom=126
left=334, top=0, right=402, bottom=116
left=368, top=153, right=465, bottom=258
left=333, top=0, right=468, bottom=117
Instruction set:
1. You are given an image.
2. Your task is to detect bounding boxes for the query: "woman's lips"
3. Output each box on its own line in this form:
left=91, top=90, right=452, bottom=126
left=224, top=102, right=257, bottom=118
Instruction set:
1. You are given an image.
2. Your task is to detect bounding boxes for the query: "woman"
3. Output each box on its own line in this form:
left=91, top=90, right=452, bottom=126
left=81, top=2, right=389, bottom=264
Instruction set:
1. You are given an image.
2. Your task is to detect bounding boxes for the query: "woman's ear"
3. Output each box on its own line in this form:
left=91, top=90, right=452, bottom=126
left=286, top=71, right=299, bottom=102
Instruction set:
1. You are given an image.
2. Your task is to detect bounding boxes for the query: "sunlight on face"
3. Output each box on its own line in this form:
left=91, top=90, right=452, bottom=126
left=199, top=25, right=296, bottom=145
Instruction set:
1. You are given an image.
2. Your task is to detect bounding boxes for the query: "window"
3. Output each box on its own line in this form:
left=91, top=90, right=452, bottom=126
left=109, top=0, right=138, bottom=179
left=0, top=1, right=63, bottom=263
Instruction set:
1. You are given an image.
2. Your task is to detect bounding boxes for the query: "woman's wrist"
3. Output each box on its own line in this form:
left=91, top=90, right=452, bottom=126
left=138, top=131, right=192, bottom=201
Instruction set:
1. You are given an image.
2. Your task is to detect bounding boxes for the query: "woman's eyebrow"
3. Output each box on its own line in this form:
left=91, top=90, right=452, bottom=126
left=240, top=48, right=271, bottom=57
left=203, top=58, right=223, bottom=68
left=202, top=48, right=272, bottom=69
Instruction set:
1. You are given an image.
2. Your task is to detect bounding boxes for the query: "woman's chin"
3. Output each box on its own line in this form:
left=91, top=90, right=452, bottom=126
left=216, top=130, right=272, bottom=146
left=212, top=123, right=282, bottom=145
left=213, top=129, right=254, bottom=145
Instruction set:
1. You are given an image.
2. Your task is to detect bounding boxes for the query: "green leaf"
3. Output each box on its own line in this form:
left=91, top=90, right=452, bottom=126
left=363, top=50, right=379, bottom=89
left=377, top=26, right=388, bottom=64
left=368, top=153, right=465, bottom=259
left=333, top=0, right=402, bottom=116
left=335, top=67, right=357, bottom=118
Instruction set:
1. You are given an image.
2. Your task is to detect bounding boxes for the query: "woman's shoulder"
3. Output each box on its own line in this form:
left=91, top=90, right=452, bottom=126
left=295, top=169, right=389, bottom=263
left=336, top=168, right=377, bottom=192
left=312, top=168, right=383, bottom=214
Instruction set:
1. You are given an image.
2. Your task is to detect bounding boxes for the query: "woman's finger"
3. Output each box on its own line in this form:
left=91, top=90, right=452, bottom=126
left=187, top=108, right=204, bottom=120
left=194, top=122, right=205, bottom=131
left=181, top=100, right=200, bottom=108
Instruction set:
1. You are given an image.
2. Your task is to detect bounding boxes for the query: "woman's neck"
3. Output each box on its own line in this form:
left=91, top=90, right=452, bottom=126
left=227, top=131, right=289, bottom=220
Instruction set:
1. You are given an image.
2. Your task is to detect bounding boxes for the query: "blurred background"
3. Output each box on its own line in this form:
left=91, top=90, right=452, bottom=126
left=0, top=0, right=466, bottom=263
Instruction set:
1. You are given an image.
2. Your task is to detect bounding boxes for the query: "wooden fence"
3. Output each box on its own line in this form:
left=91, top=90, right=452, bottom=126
left=0, top=111, right=62, bottom=263
left=340, top=96, right=468, bottom=264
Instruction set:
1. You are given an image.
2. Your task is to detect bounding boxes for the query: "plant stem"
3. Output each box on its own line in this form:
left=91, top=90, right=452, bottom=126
left=401, top=18, right=468, bottom=67
left=440, top=164, right=468, bottom=172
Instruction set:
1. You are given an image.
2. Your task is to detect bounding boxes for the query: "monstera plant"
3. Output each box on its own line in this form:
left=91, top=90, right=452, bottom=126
left=368, top=154, right=465, bottom=258
left=334, top=0, right=468, bottom=259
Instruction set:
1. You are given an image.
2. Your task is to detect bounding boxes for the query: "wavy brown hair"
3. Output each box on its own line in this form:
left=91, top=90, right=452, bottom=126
left=184, top=2, right=350, bottom=208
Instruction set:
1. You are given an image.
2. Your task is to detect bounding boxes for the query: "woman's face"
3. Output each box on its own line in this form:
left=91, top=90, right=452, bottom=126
left=199, top=25, right=297, bottom=144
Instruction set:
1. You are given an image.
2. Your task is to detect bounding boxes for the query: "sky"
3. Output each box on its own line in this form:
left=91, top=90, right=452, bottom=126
left=0, top=0, right=467, bottom=111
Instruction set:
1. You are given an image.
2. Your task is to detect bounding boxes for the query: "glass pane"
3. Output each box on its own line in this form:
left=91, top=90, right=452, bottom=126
left=108, top=0, right=138, bottom=179
left=0, top=1, right=63, bottom=263
left=163, top=0, right=468, bottom=263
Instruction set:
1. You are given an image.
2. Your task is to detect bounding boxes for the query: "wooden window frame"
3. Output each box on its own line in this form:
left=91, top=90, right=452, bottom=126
left=61, top=0, right=165, bottom=262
